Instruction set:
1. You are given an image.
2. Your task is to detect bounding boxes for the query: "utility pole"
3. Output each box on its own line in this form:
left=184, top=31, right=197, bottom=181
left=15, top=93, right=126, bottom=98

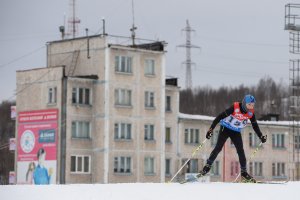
left=177, top=20, right=201, bottom=89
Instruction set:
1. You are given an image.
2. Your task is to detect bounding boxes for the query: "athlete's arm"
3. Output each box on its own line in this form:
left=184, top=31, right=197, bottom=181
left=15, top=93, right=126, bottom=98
left=250, top=114, right=263, bottom=138
left=210, top=105, right=234, bottom=130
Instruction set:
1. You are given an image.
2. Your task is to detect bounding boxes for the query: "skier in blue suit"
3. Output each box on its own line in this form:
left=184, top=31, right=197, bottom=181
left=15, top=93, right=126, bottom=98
left=199, top=95, right=267, bottom=182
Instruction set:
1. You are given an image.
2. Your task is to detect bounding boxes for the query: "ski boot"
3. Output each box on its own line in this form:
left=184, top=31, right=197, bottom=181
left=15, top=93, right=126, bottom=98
left=241, top=171, right=256, bottom=183
left=196, top=164, right=211, bottom=178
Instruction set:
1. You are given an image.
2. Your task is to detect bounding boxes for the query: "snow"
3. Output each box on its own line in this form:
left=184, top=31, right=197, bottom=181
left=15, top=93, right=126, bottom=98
left=179, top=112, right=294, bottom=126
left=0, top=182, right=299, bottom=200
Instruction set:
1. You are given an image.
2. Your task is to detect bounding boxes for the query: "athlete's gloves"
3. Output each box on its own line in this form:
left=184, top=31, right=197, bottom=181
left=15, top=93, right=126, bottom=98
left=206, top=128, right=213, bottom=139
left=260, top=135, right=267, bottom=143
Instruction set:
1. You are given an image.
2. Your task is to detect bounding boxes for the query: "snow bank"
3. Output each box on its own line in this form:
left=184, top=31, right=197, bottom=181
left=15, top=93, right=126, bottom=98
left=0, top=182, right=299, bottom=200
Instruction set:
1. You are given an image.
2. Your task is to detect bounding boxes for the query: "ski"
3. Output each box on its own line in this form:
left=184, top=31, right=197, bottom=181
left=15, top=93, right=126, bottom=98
left=251, top=180, right=289, bottom=184
left=235, top=179, right=289, bottom=184
left=180, top=176, right=289, bottom=184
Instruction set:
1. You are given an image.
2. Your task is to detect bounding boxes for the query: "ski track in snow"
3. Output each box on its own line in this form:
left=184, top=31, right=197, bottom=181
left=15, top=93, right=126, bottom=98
left=0, top=182, right=298, bottom=200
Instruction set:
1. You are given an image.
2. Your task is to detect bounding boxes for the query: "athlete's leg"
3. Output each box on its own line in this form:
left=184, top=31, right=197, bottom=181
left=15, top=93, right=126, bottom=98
left=229, top=132, right=246, bottom=171
left=206, top=126, right=229, bottom=165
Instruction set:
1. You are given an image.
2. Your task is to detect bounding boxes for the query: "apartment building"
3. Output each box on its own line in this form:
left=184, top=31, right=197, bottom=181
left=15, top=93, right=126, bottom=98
left=15, top=34, right=297, bottom=184
left=177, top=114, right=295, bottom=182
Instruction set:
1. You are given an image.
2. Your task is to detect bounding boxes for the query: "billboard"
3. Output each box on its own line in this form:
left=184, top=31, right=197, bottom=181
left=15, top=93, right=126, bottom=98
left=17, top=109, right=58, bottom=184
left=9, top=171, right=15, bottom=184
left=9, top=138, right=16, bottom=151
left=11, top=106, right=16, bottom=120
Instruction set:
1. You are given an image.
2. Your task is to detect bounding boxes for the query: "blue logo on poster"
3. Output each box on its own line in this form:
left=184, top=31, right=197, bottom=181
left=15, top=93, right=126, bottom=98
left=39, top=129, right=55, bottom=143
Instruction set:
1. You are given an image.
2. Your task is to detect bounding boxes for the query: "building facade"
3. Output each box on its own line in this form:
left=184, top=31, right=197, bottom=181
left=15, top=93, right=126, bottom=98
left=15, top=35, right=297, bottom=184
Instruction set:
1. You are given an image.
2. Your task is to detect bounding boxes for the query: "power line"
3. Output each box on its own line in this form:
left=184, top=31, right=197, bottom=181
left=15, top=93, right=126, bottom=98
left=0, top=143, right=10, bottom=148
left=201, top=52, right=288, bottom=65
left=7, top=39, right=88, bottom=101
left=199, top=35, right=288, bottom=48
left=0, top=46, right=45, bottom=69
left=193, top=65, right=288, bottom=79
left=0, top=33, right=57, bottom=42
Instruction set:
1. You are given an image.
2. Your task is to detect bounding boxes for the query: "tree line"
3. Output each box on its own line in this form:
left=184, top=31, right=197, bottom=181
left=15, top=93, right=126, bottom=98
left=0, top=101, right=15, bottom=184
left=180, top=76, right=289, bottom=120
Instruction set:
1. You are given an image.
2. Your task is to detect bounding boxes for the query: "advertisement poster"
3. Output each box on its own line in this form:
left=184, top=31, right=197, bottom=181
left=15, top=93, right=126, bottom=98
left=9, top=138, right=16, bottom=151
left=9, top=171, right=15, bottom=184
left=17, top=109, right=58, bottom=184
left=11, top=106, right=16, bottom=120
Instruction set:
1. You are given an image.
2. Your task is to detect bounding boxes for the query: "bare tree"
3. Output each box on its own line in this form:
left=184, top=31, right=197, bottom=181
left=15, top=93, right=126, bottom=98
left=0, top=101, right=15, bottom=184
left=180, top=76, right=289, bottom=120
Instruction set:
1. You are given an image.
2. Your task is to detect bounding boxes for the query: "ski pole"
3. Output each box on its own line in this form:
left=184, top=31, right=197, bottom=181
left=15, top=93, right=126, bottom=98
left=233, top=142, right=263, bottom=182
left=168, top=138, right=207, bottom=183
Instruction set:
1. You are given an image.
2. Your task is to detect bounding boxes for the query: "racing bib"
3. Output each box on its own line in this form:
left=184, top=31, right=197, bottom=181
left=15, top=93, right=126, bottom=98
left=220, top=102, right=254, bottom=132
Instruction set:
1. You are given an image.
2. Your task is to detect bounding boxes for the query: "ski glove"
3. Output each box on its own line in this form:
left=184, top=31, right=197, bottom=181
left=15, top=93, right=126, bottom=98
left=206, top=128, right=213, bottom=139
left=260, top=135, right=267, bottom=143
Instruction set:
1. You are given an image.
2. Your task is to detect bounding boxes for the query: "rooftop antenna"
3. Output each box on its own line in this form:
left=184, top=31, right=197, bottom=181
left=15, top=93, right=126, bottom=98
left=177, top=20, right=201, bottom=89
left=68, top=0, right=81, bottom=38
left=59, top=13, right=67, bottom=40
left=130, top=0, right=137, bottom=46
left=102, top=17, right=107, bottom=36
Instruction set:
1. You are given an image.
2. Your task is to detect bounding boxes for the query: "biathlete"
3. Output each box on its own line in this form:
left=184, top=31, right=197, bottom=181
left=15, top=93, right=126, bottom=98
left=199, top=94, right=267, bottom=182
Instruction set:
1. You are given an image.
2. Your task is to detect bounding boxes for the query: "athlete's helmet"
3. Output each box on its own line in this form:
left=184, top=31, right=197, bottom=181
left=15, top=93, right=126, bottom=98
left=242, top=94, right=255, bottom=111
left=243, top=95, right=256, bottom=104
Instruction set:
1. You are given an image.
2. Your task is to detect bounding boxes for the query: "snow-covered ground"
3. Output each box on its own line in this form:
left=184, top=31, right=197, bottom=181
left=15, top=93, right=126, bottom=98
left=1, top=182, right=299, bottom=200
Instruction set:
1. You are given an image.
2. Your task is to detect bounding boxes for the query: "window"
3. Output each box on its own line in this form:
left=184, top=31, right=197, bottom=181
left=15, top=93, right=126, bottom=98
left=211, top=161, right=220, bottom=176
left=70, top=155, right=91, bottom=173
left=211, top=130, right=219, bottom=147
left=114, top=123, right=132, bottom=140
left=249, top=132, right=261, bottom=147
left=115, top=56, right=132, bottom=73
left=184, top=128, right=199, bottom=144
left=272, top=133, right=285, bottom=148
left=144, top=157, right=155, bottom=175
left=165, top=127, right=171, bottom=143
left=166, top=96, right=171, bottom=111
left=295, top=136, right=300, bottom=149
left=72, top=88, right=91, bottom=105
left=144, top=59, right=155, bottom=75
left=115, top=89, right=132, bottom=106
left=186, top=159, right=198, bottom=173
left=230, top=161, right=239, bottom=177
left=249, top=162, right=263, bottom=176
left=114, top=156, right=131, bottom=173
left=72, top=121, right=90, bottom=138
left=272, top=162, right=286, bottom=177
left=145, top=124, right=155, bottom=141
left=165, top=159, right=171, bottom=176
left=48, top=87, right=57, bottom=104
left=145, top=91, right=155, bottom=108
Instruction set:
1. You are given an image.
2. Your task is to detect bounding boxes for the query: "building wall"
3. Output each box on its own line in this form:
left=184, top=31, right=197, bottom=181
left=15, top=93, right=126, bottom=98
left=65, top=77, right=96, bottom=184
left=165, top=85, right=180, bottom=182
left=108, top=45, right=165, bottom=183
left=16, top=66, right=64, bottom=183
left=47, top=36, right=106, bottom=78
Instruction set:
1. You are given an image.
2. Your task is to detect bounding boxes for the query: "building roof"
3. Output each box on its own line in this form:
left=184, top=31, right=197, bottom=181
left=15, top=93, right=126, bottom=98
left=48, top=34, right=166, bottom=52
left=178, top=113, right=295, bottom=127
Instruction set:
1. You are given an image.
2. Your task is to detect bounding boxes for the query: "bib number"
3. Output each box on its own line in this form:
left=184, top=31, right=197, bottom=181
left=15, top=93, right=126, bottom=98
left=227, top=116, right=247, bottom=129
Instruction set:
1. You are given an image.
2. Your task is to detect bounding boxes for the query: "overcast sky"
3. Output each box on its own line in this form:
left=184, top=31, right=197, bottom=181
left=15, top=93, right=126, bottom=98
left=0, top=0, right=294, bottom=102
